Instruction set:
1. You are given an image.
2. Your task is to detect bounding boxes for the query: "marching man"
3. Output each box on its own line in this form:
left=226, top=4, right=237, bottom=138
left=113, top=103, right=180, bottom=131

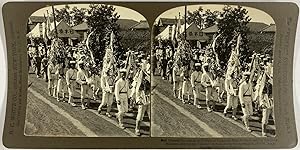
left=66, top=61, right=77, bottom=107
left=135, top=79, right=151, bottom=136
left=56, top=61, right=67, bottom=102
left=47, top=61, right=57, bottom=97
left=76, top=61, right=89, bottom=110
left=98, top=68, right=115, bottom=118
left=172, top=61, right=182, bottom=99
left=260, top=82, right=273, bottom=137
left=115, top=69, right=130, bottom=129
left=223, top=71, right=239, bottom=120
left=201, top=63, right=215, bottom=112
left=191, top=63, right=203, bottom=108
left=239, top=72, right=253, bottom=132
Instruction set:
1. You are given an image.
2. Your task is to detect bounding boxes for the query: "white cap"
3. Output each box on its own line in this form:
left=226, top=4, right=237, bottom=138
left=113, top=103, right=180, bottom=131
left=203, top=63, right=209, bottom=67
left=70, top=61, right=76, bottom=64
left=243, top=72, right=251, bottom=76
left=78, top=60, right=84, bottom=65
left=120, top=68, right=127, bottom=73
left=195, top=63, right=201, bottom=67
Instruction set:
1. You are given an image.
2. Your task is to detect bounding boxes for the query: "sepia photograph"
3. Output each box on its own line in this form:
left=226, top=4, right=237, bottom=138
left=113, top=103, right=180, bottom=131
left=25, top=4, right=150, bottom=137
left=151, top=4, right=275, bottom=137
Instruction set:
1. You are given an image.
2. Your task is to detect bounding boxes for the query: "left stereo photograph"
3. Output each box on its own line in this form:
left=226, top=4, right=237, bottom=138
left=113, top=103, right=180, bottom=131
left=25, top=4, right=151, bottom=137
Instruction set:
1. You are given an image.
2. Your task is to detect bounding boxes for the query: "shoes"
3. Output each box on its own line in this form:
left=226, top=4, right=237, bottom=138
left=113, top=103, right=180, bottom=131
left=97, top=108, right=102, bottom=114
left=246, top=127, right=252, bottom=132
left=207, top=107, right=212, bottom=112
left=106, top=113, right=112, bottom=118
left=223, top=112, right=227, bottom=117
left=232, top=116, right=238, bottom=121
left=70, top=103, right=76, bottom=107
left=81, top=104, right=86, bottom=110
left=135, top=129, right=141, bottom=136
left=119, top=123, right=125, bottom=129
left=262, top=132, right=267, bottom=137
left=196, top=105, right=202, bottom=109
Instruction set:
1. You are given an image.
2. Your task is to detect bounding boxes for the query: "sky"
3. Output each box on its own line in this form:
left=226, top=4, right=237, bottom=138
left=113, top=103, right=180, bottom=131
left=31, top=4, right=275, bottom=25
left=157, top=4, right=275, bottom=25
left=31, top=4, right=146, bottom=22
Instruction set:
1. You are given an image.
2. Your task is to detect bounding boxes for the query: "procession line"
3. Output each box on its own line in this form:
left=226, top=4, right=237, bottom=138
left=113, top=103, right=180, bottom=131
left=87, top=109, right=137, bottom=137
left=72, top=89, right=150, bottom=128
left=154, top=90, right=223, bottom=137
left=29, top=88, right=98, bottom=137
left=197, top=92, right=262, bottom=137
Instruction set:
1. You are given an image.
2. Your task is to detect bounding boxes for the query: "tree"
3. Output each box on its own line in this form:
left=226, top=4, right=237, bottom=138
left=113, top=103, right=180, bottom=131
left=70, top=7, right=87, bottom=26
left=54, top=5, right=72, bottom=25
left=215, top=5, right=252, bottom=70
left=187, top=7, right=204, bottom=29
left=203, top=9, right=219, bottom=28
left=54, top=5, right=87, bottom=26
left=86, top=4, right=121, bottom=67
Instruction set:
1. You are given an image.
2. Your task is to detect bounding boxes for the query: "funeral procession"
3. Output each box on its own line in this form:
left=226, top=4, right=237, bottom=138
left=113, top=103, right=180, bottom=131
left=26, top=4, right=150, bottom=137
left=151, top=5, right=274, bottom=138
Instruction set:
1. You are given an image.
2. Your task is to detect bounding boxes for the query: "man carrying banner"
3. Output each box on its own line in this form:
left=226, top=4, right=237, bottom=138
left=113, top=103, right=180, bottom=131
left=77, top=61, right=89, bottom=110
left=98, top=68, right=115, bottom=118
left=239, top=72, right=253, bottom=132
left=47, top=58, right=59, bottom=97
left=115, top=69, right=130, bottom=129
left=191, top=63, right=203, bottom=108
left=66, top=61, right=77, bottom=107
left=135, top=79, right=150, bottom=136
left=201, top=63, right=215, bottom=112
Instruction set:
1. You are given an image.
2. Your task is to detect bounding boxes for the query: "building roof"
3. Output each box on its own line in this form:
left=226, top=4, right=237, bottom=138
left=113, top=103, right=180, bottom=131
left=116, top=19, right=138, bottom=30
left=158, top=18, right=185, bottom=26
left=28, top=16, right=54, bottom=24
left=246, top=22, right=269, bottom=32
left=202, top=24, right=218, bottom=33
left=201, top=22, right=270, bottom=34
left=130, top=20, right=149, bottom=30
left=261, top=24, right=276, bottom=33
left=72, top=22, right=89, bottom=31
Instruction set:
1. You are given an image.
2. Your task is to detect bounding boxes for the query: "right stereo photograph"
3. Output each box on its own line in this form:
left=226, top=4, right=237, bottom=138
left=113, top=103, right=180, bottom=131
left=151, top=4, right=275, bottom=138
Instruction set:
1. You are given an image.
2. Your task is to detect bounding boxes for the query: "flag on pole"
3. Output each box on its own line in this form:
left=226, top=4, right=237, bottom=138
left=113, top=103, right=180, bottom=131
left=102, top=31, right=115, bottom=72
left=176, top=13, right=181, bottom=41
left=86, top=30, right=95, bottom=64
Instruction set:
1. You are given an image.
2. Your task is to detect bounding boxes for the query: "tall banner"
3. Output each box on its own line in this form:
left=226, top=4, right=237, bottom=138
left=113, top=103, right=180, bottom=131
left=102, top=31, right=115, bottom=72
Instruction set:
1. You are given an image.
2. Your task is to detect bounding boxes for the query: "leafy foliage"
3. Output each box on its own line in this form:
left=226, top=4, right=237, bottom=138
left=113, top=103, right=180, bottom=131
left=86, top=4, right=122, bottom=67
left=215, top=5, right=252, bottom=69
left=187, top=7, right=219, bottom=29
left=187, top=7, right=204, bottom=29
left=54, top=5, right=87, bottom=26
left=203, top=9, right=219, bottom=28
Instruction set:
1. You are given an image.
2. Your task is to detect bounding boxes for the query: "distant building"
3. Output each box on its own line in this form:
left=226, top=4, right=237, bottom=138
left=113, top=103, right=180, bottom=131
left=27, top=16, right=54, bottom=32
left=72, top=22, right=90, bottom=42
left=27, top=20, right=80, bottom=45
left=156, top=22, right=209, bottom=48
left=116, top=19, right=139, bottom=30
left=157, top=18, right=185, bottom=32
left=130, top=20, right=150, bottom=30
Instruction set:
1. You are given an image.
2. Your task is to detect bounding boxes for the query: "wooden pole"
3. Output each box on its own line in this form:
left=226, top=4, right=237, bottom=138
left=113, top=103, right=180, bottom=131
left=51, top=5, right=58, bottom=38
left=184, top=5, right=187, bottom=41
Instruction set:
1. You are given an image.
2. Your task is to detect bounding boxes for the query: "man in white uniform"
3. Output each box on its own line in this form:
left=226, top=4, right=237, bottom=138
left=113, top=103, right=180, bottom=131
left=115, top=69, right=129, bottom=129
left=66, top=61, right=77, bottom=107
left=98, top=68, right=115, bottom=117
left=201, top=63, right=214, bottom=112
left=239, top=72, right=253, bottom=132
left=47, top=61, right=57, bottom=97
left=135, top=79, right=150, bottom=136
left=223, top=72, right=239, bottom=120
left=191, top=63, right=203, bottom=108
left=76, top=61, right=89, bottom=110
